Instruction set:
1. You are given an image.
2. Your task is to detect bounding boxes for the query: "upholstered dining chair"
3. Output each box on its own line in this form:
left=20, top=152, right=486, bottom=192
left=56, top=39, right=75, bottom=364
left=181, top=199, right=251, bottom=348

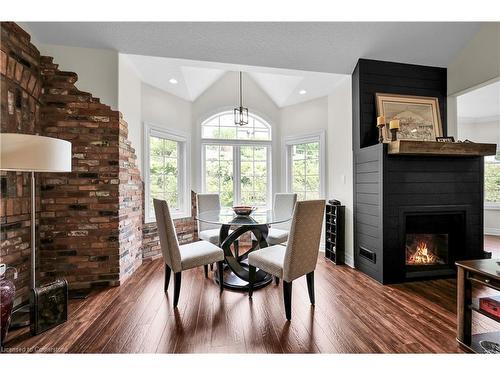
left=197, top=193, right=238, bottom=264
left=196, top=193, right=222, bottom=245
left=266, top=193, right=297, bottom=245
left=153, top=198, right=225, bottom=308
left=247, top=200, right=325, bottom=320
left=250, top=193, right=297, bottom=250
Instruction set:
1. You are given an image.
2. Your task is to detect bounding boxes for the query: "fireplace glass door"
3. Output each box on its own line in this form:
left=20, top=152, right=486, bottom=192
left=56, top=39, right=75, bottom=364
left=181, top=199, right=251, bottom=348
left=403, top=210, right=465, bottom=279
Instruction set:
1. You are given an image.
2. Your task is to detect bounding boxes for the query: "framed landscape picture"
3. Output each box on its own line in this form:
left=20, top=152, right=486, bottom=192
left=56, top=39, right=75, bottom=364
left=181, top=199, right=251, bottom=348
left=376, top=93, right=443, bottom=141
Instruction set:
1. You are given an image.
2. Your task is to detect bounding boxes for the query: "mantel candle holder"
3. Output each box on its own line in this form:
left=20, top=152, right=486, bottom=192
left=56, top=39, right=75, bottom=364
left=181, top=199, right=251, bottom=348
left=390, top=128, right=399, bottom=141
left=389, top=119, right=400, bottom=142
left=376, top=116, right=386, bottom=143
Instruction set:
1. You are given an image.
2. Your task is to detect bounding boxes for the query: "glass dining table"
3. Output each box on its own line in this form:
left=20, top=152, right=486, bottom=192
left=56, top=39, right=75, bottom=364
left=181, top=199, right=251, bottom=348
left=196, top=209, right=292, bottom=291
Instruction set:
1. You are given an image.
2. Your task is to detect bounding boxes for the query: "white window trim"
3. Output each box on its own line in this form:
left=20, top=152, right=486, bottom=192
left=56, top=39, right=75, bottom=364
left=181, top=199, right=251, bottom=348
left=200, top=111, right=273, bottom=208
left=283, top=130, right=326, bottom=199
left=143, top=123, right=191, bottom=223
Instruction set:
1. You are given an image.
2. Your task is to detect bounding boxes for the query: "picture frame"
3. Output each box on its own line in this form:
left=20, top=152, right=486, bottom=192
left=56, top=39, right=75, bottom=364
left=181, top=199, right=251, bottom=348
left=436, top=136, right=455, bottom=143
left=376, top=93, right=443, bottom=142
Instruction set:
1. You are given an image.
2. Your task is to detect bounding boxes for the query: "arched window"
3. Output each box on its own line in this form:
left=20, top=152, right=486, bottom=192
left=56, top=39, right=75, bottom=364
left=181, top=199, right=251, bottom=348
left=201, top=111, right=272, bottom=208
left=202, top=111, right=271, bottom=140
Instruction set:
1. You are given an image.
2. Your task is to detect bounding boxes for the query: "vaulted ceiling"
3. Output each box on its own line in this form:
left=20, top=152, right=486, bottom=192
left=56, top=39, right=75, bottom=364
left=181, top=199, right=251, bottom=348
left=123, top=54, right=346, bottom=107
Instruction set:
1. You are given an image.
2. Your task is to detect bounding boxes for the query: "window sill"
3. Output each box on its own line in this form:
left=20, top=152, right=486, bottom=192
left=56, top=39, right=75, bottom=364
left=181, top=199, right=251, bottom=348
left=485, top=204, right=500, bottom=211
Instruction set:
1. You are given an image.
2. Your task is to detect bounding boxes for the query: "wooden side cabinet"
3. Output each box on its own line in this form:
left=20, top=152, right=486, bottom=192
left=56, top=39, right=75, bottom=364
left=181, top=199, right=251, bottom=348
left=325, top=204, right=345, bottom=265
left=456, top=259, right=500, bottom=353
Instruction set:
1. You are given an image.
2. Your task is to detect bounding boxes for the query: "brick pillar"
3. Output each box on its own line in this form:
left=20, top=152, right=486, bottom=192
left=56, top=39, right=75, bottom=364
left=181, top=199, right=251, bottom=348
left=0, top=22, right=42, bottom=306
left=118, top=116, right=143, bottom=280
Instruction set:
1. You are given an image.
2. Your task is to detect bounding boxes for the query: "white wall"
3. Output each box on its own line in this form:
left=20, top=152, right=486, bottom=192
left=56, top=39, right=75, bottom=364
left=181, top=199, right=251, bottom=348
left=142, top=82, right=192, bottom=134
left=447, top=23, right=500, bottom=138
left=280, top=96, right=328, bottom=135
left=458, top=118, right=500, bottom=145
left=118, top=54, right=142, bottom=173
left=328, top=77, right=354, bottom=266
left=280, top=96, right=329, bottom=193
left=192, top=71, right=281, bottom=194
left=448, top=23, right=500, bottom=96
left=449, top=23, right=500, bottom=238
left=37, top=43, right=119, bottom=109
left=279, top=86, right=354, bottom=267
left=458, top=117, right=500, bottom=235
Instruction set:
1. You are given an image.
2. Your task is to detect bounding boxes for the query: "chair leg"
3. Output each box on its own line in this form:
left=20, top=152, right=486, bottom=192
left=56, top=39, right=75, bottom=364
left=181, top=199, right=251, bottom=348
left=274, top=276, right=280, bottom=285
left=306, top=271, right=315, bottom=306
left=164, top=263, right=171, bottom=293
left=306, top=271, right=315, bottom=305
left=283, top=280, right=292, bottom=320
left=248, top=265, right=256, bottom=298
left=204, top=264, right=208, bottom=278
left=173, top=272, right=182, bottom=308
left=217, top=261, right=224, bottom=293
left=210, top=263, right=213, bottom=271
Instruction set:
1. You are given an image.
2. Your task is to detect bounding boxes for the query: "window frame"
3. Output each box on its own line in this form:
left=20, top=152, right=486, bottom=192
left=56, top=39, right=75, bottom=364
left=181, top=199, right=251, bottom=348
left=200, top=111, right=273, bottom=208
left=283, top=130, right=326, bottom=199
left=143, top=123, right=191, bottom=223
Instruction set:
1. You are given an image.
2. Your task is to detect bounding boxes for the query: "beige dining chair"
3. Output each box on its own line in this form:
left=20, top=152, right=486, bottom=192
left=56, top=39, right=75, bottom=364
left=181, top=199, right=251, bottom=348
left=154, top=198, right=225, bottom=308
left=266, top=193, right=297, bottom=245
left=196, top=193, right=222, bottom=244
left=247, top=200, right=325, bottom=320
left=197, top=193, right=238, bottom=266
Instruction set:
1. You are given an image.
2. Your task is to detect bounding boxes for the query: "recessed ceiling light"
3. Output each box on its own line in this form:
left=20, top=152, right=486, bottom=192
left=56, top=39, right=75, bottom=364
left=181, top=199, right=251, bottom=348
left=169, top=78, right=178, bottom=84
left=299, top=89, right=307, bottom=95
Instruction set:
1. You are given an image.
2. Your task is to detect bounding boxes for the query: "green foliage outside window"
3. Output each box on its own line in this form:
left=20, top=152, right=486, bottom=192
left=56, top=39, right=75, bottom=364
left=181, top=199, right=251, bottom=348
left=485, top=150, right=500, bottom=203
left=149, top=136, right=179, bottom=216
left=291, top=142, right=320, bottom=201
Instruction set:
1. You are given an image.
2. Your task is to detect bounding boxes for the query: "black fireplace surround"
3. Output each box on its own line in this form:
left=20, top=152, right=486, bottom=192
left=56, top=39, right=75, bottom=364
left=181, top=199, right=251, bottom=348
left=352, top=59, right=485, bottom=284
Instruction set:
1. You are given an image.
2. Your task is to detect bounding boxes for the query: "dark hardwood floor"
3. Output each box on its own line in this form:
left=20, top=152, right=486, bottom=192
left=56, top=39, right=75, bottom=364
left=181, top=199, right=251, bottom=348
left=4, top=245, right=500, bottom=353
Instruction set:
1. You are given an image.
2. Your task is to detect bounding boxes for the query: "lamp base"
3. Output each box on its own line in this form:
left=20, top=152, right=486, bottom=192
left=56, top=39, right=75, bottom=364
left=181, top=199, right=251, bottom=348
left=9, top=304, right=30, bottom=329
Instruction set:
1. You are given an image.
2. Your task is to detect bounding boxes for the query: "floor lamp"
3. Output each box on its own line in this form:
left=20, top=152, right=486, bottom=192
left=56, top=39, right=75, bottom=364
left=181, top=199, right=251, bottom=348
left=0, top=133, right=72, bottom=327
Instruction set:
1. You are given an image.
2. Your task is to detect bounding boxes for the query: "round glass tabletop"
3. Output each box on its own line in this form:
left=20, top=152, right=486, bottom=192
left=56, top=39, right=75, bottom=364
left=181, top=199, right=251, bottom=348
left=196, top=209, right=292, bottom=226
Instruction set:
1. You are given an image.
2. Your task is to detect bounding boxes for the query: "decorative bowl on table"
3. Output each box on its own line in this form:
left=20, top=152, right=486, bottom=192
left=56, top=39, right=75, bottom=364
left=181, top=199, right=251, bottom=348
left=232, top=206, right=256, bottom=216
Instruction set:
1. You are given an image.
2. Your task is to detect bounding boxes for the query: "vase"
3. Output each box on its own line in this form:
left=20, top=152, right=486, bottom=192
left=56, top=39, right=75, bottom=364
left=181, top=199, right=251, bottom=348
left=0, top=274, right=15, bottom=350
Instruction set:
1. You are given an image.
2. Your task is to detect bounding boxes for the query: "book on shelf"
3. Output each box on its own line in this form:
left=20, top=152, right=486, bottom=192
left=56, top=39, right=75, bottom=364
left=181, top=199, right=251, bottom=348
left=479, top=296, right=500, bottom=319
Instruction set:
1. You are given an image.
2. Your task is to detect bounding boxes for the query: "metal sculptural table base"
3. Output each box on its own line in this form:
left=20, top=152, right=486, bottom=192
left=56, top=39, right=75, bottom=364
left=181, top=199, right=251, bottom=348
left=216, top=224, right=272, bottom=291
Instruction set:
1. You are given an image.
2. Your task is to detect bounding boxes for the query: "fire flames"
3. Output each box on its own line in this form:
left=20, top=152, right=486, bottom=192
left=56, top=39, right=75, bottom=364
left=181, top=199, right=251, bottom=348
left=406, top=241, right=441, bottom=265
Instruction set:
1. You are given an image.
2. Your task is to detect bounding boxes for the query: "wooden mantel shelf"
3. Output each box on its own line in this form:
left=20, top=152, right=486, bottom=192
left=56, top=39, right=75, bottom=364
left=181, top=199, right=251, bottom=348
left=387, top=140, right=497, bottom=157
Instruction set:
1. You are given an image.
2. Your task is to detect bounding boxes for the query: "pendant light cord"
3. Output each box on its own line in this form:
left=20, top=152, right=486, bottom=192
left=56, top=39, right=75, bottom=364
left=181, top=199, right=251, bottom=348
left=239, top=71, right=242, bottom=108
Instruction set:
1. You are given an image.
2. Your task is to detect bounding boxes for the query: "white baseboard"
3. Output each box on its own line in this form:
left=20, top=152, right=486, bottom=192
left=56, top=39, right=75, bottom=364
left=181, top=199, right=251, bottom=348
left=485, top=228, right=500, bottom=236
left=344, top=253, right=355, bottom=268
left=319, top=244, right=355, bottom=269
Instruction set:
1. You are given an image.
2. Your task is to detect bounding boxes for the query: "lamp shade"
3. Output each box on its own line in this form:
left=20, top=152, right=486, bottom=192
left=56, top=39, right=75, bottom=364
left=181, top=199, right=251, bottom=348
left=0, top=133, right=72, bottom=172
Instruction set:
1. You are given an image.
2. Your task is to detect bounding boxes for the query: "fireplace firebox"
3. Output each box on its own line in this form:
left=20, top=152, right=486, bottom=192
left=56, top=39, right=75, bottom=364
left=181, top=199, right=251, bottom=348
left=402, top=209, right=466, bottom=279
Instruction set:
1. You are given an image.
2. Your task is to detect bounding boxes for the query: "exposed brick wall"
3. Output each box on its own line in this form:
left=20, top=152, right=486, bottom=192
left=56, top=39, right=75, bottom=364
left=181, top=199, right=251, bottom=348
left=38, top=56, right=143, bottom=290
left=1, top=22, right=144, bottom=305
left=118, top=116, right=143, bottom=280
left=1, top=22, right=200, bottom=307
left=0, top=22, right=42, bottom=306
left=142, top=190, right=198, bottom=260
